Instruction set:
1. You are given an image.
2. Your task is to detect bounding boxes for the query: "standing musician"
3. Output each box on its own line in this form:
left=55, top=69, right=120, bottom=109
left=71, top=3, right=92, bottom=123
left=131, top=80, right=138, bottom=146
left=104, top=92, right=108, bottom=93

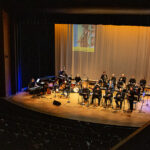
left=103, top=88, right=113, bottom=107
left=140, top=78, right=146, bottom=92
left=91, top=84, right=102, bottom=106
left=101, top=71, right=108, bottom=87
left=127, top=87, right=135, bottom=112
left=119, top=74, right=126, bottom=84
left=115, top=88, right=125, bottom=109
left=111, top=74, right=116, bottom=88
left=58, top=68, right=68, bottom=86
left=75, top=74, right=81, bottom=83
left=81, top=85, right=90, bottom=103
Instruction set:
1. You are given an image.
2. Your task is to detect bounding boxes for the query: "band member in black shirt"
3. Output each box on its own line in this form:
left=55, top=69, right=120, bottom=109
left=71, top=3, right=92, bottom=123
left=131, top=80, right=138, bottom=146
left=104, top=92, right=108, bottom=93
left=101, top=71, right=108, bottom=87
left=75, top=74, right=81, bottom=83
left=115, top=88, right=125, bottom=109
left=127, top=87, right=135, bottom=112
left=91, top=84, right=102, bottom=106
left=111, top=74, right=116, bottom=88
left=104, top=89, right=113, bottom=107
left=140, top=78, right=146, bottom=92
left=117, top=80, right=123, bottom=89
left=134, top=85, right=141, bottom=101
left=28, top=78, right=36, bottom=88
left=129, top=76, right=136, bottom=85
left=119, top=74, right=126, bottom=84
left=58, top=69, right=68, bottom=86
left=81, top=85, right=90, bottom=103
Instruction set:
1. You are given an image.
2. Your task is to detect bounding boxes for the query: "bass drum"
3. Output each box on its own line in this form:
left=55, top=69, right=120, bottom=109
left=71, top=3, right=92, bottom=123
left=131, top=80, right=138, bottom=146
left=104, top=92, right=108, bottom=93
left=73, top=87, right=79, bottom=93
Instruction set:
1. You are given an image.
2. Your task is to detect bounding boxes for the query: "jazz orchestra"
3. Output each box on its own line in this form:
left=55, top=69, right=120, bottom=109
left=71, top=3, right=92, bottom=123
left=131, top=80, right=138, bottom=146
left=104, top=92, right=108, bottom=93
left=28, top=70, right=147, bottom=112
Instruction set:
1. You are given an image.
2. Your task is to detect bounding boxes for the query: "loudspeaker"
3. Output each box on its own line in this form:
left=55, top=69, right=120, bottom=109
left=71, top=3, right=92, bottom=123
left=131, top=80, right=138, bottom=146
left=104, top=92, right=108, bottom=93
left=53, top=100, right=61, bottom=106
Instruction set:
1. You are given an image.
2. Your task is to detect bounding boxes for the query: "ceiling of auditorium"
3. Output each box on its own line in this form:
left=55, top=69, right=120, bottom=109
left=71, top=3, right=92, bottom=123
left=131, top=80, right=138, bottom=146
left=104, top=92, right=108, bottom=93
left=1, top=0, right=150, bottom=15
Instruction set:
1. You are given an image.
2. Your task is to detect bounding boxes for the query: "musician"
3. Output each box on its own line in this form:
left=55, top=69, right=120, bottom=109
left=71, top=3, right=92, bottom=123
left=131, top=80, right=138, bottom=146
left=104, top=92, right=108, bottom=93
left=107, top=78, right=114, bottom=90
left=98, top=79, right=103, bottom=87
left=101, top=71, right=108, bottom=87
left=111, top=74, right=116, bottom=88
left=140, top=78, right=146, bottom=92
left=75, top=74, right=81, bottom=83
left=28, top=78, right=40, bottom=95
left=81, top=85, right=90, bottom=103
left=104, top=89, right=113, bottom=107
left=127, top=87, right=135, bottom=112
left=119, top=74, right=126, bottom=84
left=129, top=76, right=136, bottom=85
left=115, top=88, right=125, bottom=109
left=91, top=84, right=102, bottom=106
left=117, top=80, right=123, bottom=89
left=28, top=78, right=36, bottom=88
left=58, top=69, right=68, bottom=86
left=134, top=85, right=141, bottom=101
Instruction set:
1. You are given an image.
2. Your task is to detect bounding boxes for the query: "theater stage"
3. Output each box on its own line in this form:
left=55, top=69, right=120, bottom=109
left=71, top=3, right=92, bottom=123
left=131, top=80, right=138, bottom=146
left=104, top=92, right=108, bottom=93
left=7, top=91, right=150, bottom=127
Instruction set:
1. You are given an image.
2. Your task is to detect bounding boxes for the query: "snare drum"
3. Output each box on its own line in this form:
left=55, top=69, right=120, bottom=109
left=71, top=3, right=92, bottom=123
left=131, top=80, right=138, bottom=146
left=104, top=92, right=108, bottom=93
left=73, top=87, right=79, bottom=93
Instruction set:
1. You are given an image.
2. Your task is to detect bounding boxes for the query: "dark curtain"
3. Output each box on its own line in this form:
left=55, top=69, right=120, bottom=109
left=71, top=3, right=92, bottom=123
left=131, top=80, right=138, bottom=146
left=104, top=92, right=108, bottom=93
left=12, top=22, right=55, bottom=90
left=0, top=9, right=5, bottom=96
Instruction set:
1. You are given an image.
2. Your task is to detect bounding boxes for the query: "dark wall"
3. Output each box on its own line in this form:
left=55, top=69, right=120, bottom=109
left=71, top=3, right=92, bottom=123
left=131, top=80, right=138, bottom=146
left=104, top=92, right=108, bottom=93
left=17, top=23, right=55, bottom=88
left=0, top=9, right=6, bottom=96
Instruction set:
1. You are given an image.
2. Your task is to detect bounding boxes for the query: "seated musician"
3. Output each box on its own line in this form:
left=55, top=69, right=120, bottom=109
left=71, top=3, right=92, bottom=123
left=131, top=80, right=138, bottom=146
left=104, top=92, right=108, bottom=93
left=28, top=78, right=37, bottom=88
left=119, top=74, right=126, bottom=84
left=129, top=76, right=136, bottom=85
left=107, top=78, right=114, bottom=91
left=75, top=74, right=81, bottom=83
left=91, top=84, right=102, bottom=106
left=117, top=79, right=123, bottom=89
left=127, top=87, right=135, bottom=112
left=101, top=71, right=108, bottom=87
left=134, top=85, right=141, bottom=101
left=103, top=88, right=113, bottom=107
left=28, top=78, right=40, bottom=95
left=115, top=88, right=125, bottom=109
left=111, top=74, right=116, bottom=88
left=140, top=78, right=146, bottom=92
left=81, top=85, right=90, bottom=103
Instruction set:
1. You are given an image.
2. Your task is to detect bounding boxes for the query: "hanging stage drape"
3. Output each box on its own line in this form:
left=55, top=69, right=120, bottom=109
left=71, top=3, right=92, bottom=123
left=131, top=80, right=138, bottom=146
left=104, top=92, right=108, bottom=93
left=55, top=24, right=150, bottom=83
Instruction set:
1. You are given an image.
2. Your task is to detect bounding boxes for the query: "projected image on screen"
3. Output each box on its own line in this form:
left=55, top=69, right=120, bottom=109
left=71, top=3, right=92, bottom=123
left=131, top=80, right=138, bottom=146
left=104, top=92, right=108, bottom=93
left=73, top=24, right=96, bottom=52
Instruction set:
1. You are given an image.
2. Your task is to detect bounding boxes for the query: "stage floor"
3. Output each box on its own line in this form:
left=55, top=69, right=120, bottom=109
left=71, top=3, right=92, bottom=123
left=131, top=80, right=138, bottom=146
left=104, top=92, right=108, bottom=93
left=7, top=91, right=150, bottom=127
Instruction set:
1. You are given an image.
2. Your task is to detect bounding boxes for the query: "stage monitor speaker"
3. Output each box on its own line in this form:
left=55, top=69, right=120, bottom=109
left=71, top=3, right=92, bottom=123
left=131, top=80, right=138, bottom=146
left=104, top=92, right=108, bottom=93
left=53, top=100, right=61, bottom=106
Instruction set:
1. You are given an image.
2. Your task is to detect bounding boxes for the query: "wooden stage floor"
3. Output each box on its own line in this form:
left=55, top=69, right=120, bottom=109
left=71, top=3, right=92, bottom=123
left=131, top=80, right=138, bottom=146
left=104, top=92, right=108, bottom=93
left=7, top=91, right=150, bottom=127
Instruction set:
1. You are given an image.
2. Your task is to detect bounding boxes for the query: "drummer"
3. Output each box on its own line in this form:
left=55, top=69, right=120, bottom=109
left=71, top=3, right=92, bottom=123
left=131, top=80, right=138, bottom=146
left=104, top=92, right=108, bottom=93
left=75, top=74, right=81, bottom=83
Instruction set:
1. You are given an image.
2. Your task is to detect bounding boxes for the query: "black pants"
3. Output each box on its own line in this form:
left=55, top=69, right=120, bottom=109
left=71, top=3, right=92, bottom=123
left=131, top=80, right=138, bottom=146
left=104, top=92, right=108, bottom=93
left=128, top=98, right=133, bottom=111
left=105, top=97, right=112, bottom=106
left=83, top=95, right=89, bottom=102
left=91, top=95, right=101, bottom=105
left=115, top=98, right=123, bottom=109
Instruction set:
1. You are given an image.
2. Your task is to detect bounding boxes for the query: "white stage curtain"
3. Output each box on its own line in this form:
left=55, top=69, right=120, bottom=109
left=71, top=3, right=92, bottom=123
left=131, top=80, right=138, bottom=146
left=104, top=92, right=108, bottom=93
left=55, top=24, right=150, bottom=83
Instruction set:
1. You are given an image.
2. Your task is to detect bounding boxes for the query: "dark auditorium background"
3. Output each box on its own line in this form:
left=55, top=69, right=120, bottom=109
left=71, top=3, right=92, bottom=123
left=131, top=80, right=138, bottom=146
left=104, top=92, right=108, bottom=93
left=1, top=0, right=150, bottom=96
left=1, top=0, right=150, bottom=150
